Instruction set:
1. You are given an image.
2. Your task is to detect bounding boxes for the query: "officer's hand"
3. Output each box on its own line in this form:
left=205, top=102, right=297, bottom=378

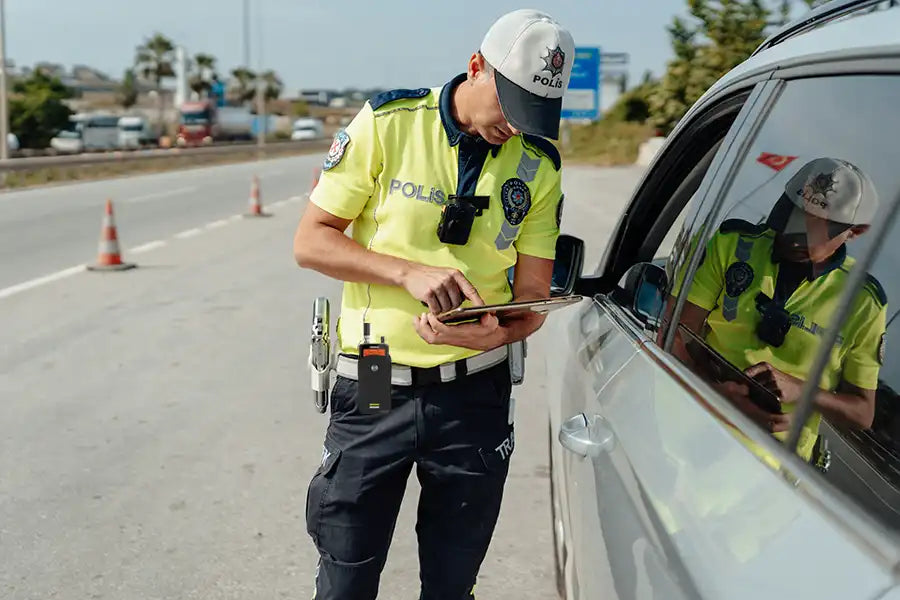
left=713, top=380, right=792, bottom=433
left=745, top=362, right=804, bottom=404
left=402, top=264, right=484, bottom=314
left=413, top=312, right=501, bottom=351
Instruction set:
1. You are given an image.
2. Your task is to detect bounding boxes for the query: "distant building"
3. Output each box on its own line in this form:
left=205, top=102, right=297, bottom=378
left=298, top=89, right=336, bottom=106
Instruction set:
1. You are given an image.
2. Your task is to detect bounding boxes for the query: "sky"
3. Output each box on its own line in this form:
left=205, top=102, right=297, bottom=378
left=3, top=0, right=684, bottom=93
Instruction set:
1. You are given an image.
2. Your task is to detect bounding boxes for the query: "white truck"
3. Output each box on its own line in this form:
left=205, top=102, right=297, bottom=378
left=117, top=116, right=155, bottom=149
left=50, top=113, right=120, bottom=153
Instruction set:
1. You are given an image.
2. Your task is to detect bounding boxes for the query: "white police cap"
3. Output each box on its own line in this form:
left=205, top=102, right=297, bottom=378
left=784, top=157, right=879, bottom=227
left=480, top=9, right=574, bottom=140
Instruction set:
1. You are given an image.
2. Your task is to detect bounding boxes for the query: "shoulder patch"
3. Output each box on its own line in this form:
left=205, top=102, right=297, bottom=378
left=719, top=219, right=769, bottom=237
left=522, top=134, right=561, bottom=171
left=369, top=88, right=430, bottom=111
left=863, top=274, right=888, bottom=306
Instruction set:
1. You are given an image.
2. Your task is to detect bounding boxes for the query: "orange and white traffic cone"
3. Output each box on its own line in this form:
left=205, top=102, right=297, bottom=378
left=244, top=175, right=271, bottom=217
left=87, top=199, right=136, bottom=271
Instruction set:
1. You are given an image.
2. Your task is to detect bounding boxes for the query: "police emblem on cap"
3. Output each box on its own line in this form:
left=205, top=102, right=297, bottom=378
left=725, top=262, right=754, bottom=297
left=501, top=178, right=531, bottom=226
left=542, top=46, right=565, bottom=78
left=323, top=130, right=350, bottom=171
left=879, top=333, right=886, bottom=365
left=556, top=194, right=564, bottom=228
left=799, top=171, right=837, bottom=208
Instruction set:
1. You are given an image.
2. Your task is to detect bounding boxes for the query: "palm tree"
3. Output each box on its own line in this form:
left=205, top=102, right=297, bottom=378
left=261, top=70, right=283, bottom=101
left=135, top=33, right=175, bottom=135
left=229, top=67, right=257, bottom=104
left=189, top=53, right=217, bottom=98
left=117, top=68, right=138, bottom=110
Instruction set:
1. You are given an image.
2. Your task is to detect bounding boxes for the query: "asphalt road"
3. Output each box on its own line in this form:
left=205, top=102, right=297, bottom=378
left=0, top=157, right=645, bottom=599
left=0, top=154, right=323, bottom=290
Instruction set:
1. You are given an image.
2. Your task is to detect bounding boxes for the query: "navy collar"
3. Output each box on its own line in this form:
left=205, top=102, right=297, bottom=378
left=440, top=73, right=469, bottom=146
left=771, top=239, right=847, bottom=281
left=439, top=73, right=501, bottom=156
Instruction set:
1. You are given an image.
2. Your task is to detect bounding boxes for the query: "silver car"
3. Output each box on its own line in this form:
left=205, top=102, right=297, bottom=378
left=547, top=2, right=900, bottom=598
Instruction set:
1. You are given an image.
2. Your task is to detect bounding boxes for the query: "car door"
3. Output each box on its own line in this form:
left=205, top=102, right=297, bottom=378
left=546, top=81, right=772, bottom=600
left=554, top=68, right=900, bottom=599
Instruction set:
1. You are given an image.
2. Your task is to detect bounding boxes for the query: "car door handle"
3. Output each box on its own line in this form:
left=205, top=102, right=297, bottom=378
left=558, top=413, right=615, bottom=458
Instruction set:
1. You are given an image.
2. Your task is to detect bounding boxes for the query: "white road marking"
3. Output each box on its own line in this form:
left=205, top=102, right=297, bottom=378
left=124, top=186, right=197, bottom=204
left=267, top=200, right=288, bottom=210
left=1, top=194, right=296, bottom=300
left=174, top=227, right=203, bottom=239
left=0, top=265, right=86, bottom=300
left=129, top=240, right=167, bottom=254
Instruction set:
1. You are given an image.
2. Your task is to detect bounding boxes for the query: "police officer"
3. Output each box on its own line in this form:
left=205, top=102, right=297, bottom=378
left=672, top=157, right=887, bottom=463
left=292, top=9, right=573, bottom=599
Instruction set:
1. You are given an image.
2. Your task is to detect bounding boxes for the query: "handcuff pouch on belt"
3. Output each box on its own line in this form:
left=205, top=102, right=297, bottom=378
left=508, top=340, right=526, bottom=386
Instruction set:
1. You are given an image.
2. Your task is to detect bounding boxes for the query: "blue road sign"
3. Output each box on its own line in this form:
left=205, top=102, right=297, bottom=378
left=562, top=47, right=601, bottom=121
left=210, top=80, right=226, bottom=108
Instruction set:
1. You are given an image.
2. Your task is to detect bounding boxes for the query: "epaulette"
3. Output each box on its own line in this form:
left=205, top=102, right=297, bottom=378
left=719, top=218, right=769, bottom=237
left=522, top=134, right=561, bottom=171
left=369, top=88, right=430, bottom=111
left=863, top=274, right=888, bottom=306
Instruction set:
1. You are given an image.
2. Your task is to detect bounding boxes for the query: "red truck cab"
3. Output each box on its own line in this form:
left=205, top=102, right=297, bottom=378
left=176, top=100, right=215, bottom=147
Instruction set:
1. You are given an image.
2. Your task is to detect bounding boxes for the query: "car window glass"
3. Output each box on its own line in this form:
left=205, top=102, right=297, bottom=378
left=667, top=75, right=900, bottom=532
left=657, top=194, right=697, bottom=261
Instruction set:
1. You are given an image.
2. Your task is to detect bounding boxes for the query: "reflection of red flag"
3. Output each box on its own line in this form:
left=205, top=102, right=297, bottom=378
left=757, top=152, right=798, bottom=171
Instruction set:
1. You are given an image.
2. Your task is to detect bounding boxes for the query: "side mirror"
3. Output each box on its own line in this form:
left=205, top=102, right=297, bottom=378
left=551, top=234, right=585, bottom=297
left=617, top=262, right=668, bottom=327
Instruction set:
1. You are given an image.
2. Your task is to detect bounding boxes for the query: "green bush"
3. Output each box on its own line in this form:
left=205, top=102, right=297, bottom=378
left=9, top=71, right=73, bottom=149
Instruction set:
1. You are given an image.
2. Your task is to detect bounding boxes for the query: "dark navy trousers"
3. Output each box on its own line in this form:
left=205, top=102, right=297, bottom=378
left=305, top=361, right=514, bottom=600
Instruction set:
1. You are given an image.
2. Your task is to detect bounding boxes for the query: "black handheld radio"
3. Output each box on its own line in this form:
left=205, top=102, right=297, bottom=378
left=358, top=323, right=391, bottom=414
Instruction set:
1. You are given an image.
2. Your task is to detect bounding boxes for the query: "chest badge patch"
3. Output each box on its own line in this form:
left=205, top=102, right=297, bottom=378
left=501, top=178, right=531, bottom=226
left=725, top=261, right=754, bottom=297
left=323, top=130, right=350, bottom=171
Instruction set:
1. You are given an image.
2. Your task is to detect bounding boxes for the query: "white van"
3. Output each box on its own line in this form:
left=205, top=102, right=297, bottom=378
left=291, top=117, right=324, bottom=141
left=117, top=116, right=153, bottom=149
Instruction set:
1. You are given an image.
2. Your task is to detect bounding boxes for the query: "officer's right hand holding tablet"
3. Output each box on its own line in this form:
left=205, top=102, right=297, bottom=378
left=401, top=263, right=485, bottom=314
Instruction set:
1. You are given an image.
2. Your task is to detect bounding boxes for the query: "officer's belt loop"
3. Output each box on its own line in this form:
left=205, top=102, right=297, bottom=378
left=335, top=346, right=508, bottom=387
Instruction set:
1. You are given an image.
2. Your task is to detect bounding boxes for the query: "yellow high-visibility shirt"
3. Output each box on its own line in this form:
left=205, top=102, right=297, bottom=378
left=310, top=75, right=563, bottom=367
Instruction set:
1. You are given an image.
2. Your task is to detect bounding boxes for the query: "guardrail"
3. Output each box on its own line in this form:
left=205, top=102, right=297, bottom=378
left=0, top=139, right=331, bottom=173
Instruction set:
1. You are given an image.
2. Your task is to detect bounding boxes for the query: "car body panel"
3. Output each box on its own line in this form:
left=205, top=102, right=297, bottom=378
left=548, top=296, right=898, bottom=599
left=549, top=5, right=900, bottom=598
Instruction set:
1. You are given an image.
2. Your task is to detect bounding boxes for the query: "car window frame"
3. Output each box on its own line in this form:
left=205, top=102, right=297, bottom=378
left=589, top=86, right=765, bottom=294
left=663, top=71, right=900, bottom=564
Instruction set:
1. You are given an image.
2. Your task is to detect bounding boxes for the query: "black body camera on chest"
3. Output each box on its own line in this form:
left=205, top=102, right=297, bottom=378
left=755, top=292, right=792, bottom=347
left=437, top=195, right=490, bottom=245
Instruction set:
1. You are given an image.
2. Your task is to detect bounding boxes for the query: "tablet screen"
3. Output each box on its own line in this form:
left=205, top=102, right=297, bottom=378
left=678, top=325, right=783, bottom=414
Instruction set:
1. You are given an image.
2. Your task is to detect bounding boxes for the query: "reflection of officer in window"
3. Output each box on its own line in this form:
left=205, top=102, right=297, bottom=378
left=674, top=157, right=887, bottom=462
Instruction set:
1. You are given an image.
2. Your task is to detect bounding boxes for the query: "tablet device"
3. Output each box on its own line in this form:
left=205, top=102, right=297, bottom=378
left=437, top=295, right=584, bottom=324
left=677, top=324, right=783, bottom=414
